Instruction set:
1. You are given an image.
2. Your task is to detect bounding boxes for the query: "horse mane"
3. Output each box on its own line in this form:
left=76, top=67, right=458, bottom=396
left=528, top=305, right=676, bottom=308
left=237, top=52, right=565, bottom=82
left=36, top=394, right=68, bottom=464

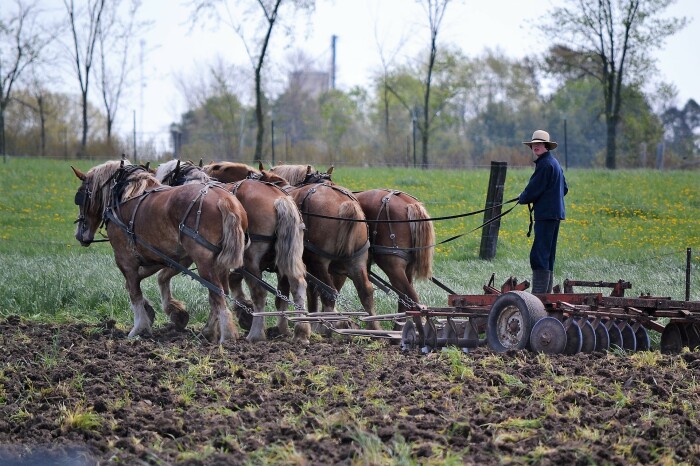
left=119, top=166, right=161, bottom=200
left=205, top=161, right=258, bottom=174
left=155, top=159, right=211, bottom=185
left=269, top=165, right=315, bottom=186
left=86, top=160, right=129, bottom=212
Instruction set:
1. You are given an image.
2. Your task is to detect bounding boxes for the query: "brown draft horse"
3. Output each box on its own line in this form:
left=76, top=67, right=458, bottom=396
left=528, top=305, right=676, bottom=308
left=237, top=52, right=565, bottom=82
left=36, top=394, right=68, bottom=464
left=155, top=160, right=310, bottom=344
left=271, top=165, right=435, bottom=320
left=72, top=160, right=248, bottom=343
left=354, top=189, right=435, bottom=315
left=206, top=162, right=379, bottom=330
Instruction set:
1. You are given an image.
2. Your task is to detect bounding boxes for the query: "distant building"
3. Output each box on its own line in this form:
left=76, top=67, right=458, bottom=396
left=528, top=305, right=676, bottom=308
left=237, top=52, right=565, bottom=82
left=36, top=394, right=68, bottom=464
left=289, top=71, right=330, bottom=98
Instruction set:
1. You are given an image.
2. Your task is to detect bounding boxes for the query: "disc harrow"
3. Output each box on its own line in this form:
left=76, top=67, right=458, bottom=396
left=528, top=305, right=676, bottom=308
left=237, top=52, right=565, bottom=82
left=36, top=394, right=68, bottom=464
left=331, top=273, right=699, bottom=355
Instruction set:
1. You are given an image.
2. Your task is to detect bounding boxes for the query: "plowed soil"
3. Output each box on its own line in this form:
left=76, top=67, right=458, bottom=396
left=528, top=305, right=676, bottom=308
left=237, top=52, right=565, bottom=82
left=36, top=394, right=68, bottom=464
left=1, top=315, right=700, bottom=465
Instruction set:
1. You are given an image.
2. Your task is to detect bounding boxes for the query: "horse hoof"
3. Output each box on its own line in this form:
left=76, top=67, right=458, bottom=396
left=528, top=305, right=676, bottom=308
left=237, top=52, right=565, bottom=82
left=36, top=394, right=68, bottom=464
left=171, top=311, right=190, bottom=330
left=235, top=308, right=253, bottom=331
left=144, top=302, right=156, bottom=325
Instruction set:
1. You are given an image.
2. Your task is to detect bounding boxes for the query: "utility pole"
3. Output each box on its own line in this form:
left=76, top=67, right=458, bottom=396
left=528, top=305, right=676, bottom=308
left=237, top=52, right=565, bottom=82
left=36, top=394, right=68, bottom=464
left=139, top=39, right=145, bottom=154
left=330, top=35, right=337, bottom=90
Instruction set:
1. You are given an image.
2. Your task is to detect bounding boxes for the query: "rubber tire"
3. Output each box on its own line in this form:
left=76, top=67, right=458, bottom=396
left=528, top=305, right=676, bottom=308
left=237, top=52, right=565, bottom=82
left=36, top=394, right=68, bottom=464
left=487, top=291, right=547, bottom=353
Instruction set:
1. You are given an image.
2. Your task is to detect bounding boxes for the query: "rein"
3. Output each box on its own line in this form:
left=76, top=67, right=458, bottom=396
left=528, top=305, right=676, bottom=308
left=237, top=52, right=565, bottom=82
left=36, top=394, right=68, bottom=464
left=297, top=197, right=520, bottom=224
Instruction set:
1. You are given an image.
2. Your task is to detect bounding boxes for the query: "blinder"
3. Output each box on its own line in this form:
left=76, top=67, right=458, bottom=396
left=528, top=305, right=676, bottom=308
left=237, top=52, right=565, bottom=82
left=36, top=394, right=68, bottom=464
left=74, top=190, right=86, bottom=206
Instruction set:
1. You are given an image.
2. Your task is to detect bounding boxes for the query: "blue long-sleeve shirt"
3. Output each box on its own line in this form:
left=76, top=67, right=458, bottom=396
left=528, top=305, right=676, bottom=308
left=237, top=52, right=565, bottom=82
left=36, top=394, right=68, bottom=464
left=518, top=151, right=568, bottom=220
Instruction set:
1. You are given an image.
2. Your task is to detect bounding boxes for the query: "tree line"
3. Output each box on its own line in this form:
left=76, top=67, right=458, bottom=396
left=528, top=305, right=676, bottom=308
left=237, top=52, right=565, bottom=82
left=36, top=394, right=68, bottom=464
left=1, top=0, right=697, bottom=168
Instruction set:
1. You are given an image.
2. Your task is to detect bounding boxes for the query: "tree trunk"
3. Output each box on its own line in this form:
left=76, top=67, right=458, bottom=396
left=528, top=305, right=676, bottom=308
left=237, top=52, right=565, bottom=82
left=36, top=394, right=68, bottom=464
left=39, top=98, right=47, bottom=157
left=0, top=109, right=5, bottom=159
left=81, top=91, right=88, bottom=156
left=253, top=0, right=282, bottom=163
left=605, top=115, right=617, bottom=169
left=254, top=66, right=264, bottom=163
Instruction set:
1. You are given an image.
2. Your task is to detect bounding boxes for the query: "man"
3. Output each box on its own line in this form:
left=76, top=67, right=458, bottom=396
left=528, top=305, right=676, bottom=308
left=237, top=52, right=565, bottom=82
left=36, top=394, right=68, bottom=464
left=518, top=130, right=568, bottom=293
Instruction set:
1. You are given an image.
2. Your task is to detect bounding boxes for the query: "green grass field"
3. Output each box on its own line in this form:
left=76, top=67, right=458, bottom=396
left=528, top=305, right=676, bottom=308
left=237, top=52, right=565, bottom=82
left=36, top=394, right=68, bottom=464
left=1, top=157, right=698, bottom=329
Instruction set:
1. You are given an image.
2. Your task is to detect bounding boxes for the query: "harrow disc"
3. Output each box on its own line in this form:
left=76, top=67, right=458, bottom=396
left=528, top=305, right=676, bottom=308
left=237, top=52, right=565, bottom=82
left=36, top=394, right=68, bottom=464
left=529, top=317, right=567, bottom=354
left=619, top=322, right=637, bottom=351
left=634, top=325, right=651, bottom=351
left=684, top=324, right=700, bottom=351
left=441, top=320, right=460, bottom=345
left=660, top=323, right=687, bottom=354
left=487, top=291, right=547, bottom=352
left=578, top=319, right=597, bottom=353
left=400, top=320, right=418, bottom=352
left=606, top=320, right=624, bottom=350
left=422, top=320, right=439, bottom=353
left=591, top=320, right=610, bottom=351
left=463, top=319, right=480, bottom=354
left=563, top=318, right=583, bottom=355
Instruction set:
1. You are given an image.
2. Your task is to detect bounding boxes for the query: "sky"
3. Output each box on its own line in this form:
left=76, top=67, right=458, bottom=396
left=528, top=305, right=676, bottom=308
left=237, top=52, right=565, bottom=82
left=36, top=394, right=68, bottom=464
left=118, top=0, right=699, bottom=149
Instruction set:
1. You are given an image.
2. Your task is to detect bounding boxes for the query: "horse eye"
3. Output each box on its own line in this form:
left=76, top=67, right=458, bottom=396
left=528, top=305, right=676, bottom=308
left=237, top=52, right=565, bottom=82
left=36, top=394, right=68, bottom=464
left=74, top=191, right=85, bottom=206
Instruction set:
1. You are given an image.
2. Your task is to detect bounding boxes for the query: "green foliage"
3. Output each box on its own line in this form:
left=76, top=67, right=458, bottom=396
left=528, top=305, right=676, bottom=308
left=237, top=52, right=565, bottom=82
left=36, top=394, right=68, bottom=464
left=1, top=157, right=698, bottom=330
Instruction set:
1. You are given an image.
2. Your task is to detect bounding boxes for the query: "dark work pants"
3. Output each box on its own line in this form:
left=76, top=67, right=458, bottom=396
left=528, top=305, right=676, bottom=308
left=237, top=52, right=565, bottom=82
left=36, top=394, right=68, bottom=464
left=530, top=220, right=560, bottom=271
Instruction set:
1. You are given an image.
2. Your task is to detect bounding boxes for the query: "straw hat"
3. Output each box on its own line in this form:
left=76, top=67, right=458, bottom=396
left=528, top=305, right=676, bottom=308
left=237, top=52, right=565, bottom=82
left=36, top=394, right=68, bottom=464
left=523, top=130, right=558, bottom=150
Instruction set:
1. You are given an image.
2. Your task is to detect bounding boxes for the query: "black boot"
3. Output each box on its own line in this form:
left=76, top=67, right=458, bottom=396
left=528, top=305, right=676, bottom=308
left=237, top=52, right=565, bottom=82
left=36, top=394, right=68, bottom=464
left=531, top=270, right=550, bottom=294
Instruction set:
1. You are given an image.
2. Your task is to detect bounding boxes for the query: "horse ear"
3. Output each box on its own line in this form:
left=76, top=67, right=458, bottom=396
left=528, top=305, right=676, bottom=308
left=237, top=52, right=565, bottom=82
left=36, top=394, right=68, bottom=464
left=121, top=153, right=127, bottom=161
left=327, top=166, right=334, bottom=175
left=71, top=166, right=86, bottom=181
left=258, top=160, right=264, bottom=171
left=306, top=165, right=312, bottom=175
left=199, top=158, right=203, bottom=168
left=144, top=161, right=151, bottom=171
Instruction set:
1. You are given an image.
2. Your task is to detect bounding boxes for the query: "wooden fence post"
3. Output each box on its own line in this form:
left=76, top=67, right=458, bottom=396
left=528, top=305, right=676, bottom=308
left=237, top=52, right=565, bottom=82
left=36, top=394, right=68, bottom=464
left=479, top=161, right=508, bottom=260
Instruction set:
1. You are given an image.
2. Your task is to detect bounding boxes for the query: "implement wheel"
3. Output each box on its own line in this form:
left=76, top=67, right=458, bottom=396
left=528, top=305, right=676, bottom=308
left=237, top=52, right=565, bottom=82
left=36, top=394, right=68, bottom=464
left=487, top=291, right=546, bottom=352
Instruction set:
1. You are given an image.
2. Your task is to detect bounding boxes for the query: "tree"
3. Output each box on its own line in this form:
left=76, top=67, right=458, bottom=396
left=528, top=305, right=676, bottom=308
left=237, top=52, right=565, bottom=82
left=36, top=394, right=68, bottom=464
left=548, top=0, right=687, bottom=169
left=63, top=0, right=107, bottom=156
left=662, top=99, right=700, bottom=160
left=96, top=0, right=147, bottom=144
left=417, top=0, right=451, bottom=168
left=0, top=0, right=51, bottom=159
left=189, top=0, right=315, bottom=163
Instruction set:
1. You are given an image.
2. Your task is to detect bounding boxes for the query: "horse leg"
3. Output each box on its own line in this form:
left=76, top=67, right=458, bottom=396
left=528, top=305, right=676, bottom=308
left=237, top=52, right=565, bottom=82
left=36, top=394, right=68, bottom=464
left=198, top=266, right=238, bottom=344
left=274, top=275, right=293, bottom=338
left=306, top=260, right=336, bottom=336
left=374, top=255, right=419, bottom=330
left=120, top=268, right=153, bottom=338
left=228, top=271, right=253, bottom=331
left=285, top=274, right=310, bottom=344
left=347, top=263, right=379, bottom=331
left=156, top=267, right=190, bottom=330
left=243, top=261, right=268, bottom=343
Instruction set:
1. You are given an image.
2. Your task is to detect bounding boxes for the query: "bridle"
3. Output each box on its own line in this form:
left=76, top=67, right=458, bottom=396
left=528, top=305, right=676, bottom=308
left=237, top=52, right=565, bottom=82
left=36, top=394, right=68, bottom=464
left=73, top=168, right=121, bottom=244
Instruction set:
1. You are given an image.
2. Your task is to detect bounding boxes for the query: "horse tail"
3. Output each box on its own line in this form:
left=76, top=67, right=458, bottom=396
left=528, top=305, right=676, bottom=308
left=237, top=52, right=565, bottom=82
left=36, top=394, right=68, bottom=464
left=407, top=202, right=435, bottom=280
left=273, top=196, right=306, bottom=279
left=216, top=197, right=246, bottom=272
left=336, top=201, right=366, bottom=257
